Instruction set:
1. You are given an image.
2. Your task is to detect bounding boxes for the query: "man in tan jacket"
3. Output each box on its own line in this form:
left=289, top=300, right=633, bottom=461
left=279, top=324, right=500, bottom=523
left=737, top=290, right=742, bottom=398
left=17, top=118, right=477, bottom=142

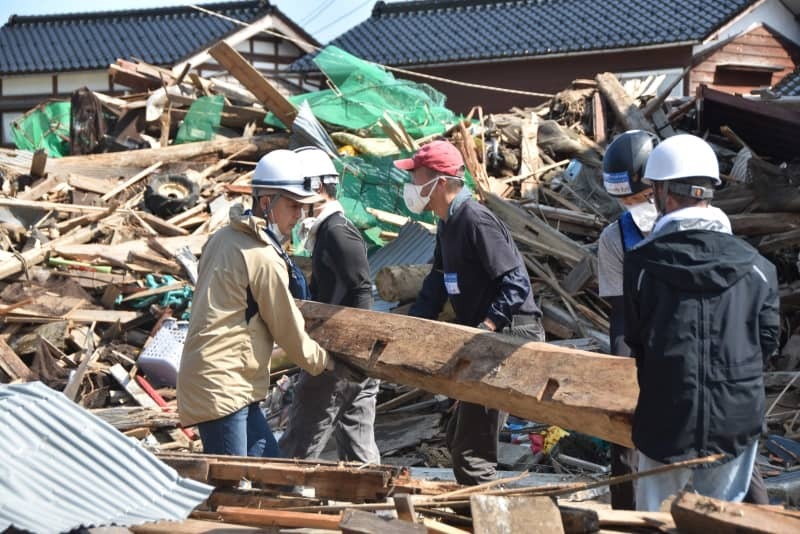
left=178, top=149, right=330, bottom=457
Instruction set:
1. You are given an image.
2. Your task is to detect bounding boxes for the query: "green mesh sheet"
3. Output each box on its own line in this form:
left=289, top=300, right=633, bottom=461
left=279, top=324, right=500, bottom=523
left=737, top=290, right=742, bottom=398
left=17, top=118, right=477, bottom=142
left=267, top=46, right=457, bottom=138
left=292, top=153, right=475, bottom=255
left=11, top=101, right=71, bottom=157
left=175, top=95, right=224, bottom=144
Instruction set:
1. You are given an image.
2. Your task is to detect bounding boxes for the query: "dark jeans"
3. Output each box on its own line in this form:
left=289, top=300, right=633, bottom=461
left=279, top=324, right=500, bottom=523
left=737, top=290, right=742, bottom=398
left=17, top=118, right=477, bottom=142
left=198, top=402, right=281, bottom=457
left=446, top=316, right=546, bottom=485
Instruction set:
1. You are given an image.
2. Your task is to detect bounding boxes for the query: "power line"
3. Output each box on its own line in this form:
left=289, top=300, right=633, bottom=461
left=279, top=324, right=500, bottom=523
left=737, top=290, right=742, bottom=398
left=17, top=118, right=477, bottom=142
left=305, top=0, right=373, bottom=37
left=187, top=4, right=554, bottom=98
left=297, top=0, right=336, bottom=26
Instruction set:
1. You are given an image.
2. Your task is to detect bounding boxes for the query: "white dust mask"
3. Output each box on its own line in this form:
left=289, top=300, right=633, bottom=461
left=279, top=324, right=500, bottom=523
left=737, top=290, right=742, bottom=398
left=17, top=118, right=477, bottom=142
left=403, top=177, right=439, bottom=215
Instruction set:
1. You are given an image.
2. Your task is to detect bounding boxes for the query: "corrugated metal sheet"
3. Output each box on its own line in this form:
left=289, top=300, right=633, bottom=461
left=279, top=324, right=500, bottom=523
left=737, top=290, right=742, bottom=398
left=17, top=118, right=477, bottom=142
left=369, top=221, right=436, bottom=312
left=0, top=382, right=213, bottom=533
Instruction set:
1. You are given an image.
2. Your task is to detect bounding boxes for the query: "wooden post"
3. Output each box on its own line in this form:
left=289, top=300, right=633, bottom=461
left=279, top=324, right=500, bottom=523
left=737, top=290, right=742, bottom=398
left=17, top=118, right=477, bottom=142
left=208, top=42, right=297, bottom=128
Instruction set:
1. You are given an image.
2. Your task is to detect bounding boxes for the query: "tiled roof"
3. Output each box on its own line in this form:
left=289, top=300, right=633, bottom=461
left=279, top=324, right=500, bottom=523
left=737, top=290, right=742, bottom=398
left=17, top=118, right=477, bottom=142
left=774, top=66, right=800, bottom=96
left=294, top=0, right=754, bottom=70
left=0, top=1, right=275, bottom=74
left=0, top=382, right=213, bottom=532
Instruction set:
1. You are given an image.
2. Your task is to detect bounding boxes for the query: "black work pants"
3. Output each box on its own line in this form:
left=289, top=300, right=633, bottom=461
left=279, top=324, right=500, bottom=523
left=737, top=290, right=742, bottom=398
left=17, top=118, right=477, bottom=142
left=446, top=316, right=545, bottom=485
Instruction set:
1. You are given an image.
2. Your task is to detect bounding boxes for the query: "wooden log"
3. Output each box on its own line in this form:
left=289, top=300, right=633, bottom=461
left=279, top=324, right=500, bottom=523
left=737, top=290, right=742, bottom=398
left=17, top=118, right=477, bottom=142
left=375, top=264, right=431, bottom=303
left=215, top=506, right=341, bottom=530
left=340, top=509, right=426, bottom=534
left=46, top=134, right=288, bottom=180
left=471, top=495, right=564, bottom=534
left=730, top=212, right=800, bottom=236
left=595, top=72, right=655, bottom=133
left=91, top=407, right=182, bottom=431
left=208, top=42, right=296, bottom=128
left=670, top=491, right=800, bottom=533
left=298, top=300, right=636, bottom=447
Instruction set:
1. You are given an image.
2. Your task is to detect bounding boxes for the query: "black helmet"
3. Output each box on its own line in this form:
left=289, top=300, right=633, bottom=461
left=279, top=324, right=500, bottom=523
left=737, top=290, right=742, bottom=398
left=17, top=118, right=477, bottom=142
left=602, top=130, right=658, bottom=197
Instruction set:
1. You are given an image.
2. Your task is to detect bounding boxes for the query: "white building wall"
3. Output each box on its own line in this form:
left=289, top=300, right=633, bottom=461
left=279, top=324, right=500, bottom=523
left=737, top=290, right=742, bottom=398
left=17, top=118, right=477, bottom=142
left=3, top=111, right=24, bottom=144
left=252, top=40, right=275, bottom=55
left=58, top=70, right=109, bottom=93
left=2, top=75, right=51, bottom=96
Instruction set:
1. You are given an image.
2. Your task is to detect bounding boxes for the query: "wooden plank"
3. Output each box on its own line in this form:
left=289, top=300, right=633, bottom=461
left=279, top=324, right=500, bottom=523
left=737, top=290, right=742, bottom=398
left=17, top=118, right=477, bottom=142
left=471, top=495, right=564, bottom=534
left=595, top=72, right=654, bottom=133
left=131, top=518, right=266, bottom=533
left=394, top=494, right=418, bottom=523
left=215, top=506, right=341, bottom=530
left=340, top=509, right=426, bottom=534
left=63, top=346, right=100, bottom=401
left=208, top=42, right=296, bottom=128
left=670, top=491, right=800, bottom=533
left=298, top=300, right=636, bottom=447
left=161, top=453, right=398, bottom=501
left=0, top=221, right=101, bottom=281
left=100, top=161, right=163, bottom=201
left=7, top=308, right=140, bottom=324
left=519, top=115, right=539, bottom=199
left=17, top=174, right=65, bottom=201
left=0, top=337, right=33, bottom=381
left=421, top=518, right=470, bottom=534
left=592, top=91, right=606, bottom=144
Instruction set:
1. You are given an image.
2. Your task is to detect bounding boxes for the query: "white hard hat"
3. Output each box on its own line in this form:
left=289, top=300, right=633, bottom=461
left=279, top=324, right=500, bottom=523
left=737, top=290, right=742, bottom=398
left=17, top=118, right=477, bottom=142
left=294, top=146, right=339, bottom=191
left=252, top=149, right=322, bottom=204
left=643, top=134, right=721, bottom=186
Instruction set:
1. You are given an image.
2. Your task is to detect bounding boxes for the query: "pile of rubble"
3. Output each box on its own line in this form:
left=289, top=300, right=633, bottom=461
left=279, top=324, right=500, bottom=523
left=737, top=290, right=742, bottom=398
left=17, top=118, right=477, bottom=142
left=0, top=41, right=799, bottom=531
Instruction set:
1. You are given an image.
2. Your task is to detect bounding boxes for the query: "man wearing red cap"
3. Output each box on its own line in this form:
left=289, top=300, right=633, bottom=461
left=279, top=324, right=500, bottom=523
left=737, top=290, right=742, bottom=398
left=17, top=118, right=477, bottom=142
left=394, top=140, right=544, bottom=485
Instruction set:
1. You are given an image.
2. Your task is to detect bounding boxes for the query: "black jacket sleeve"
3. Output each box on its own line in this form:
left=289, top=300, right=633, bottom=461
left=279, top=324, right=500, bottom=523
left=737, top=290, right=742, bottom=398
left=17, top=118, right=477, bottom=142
left=485, top=266, right=531, bottom=330
left=623, top=256, right=644, bottom=360
left=326, top=220, right=373, bottom=310
left=608, top=295, right=632, bottom=357
left=409, top=238, right=447, bottom=319
left=758, top=261, right=781, bottom=365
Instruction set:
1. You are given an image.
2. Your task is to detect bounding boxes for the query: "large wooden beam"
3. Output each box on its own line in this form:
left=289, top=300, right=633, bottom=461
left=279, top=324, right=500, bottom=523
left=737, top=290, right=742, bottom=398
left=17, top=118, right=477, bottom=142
left=298, top=301, right=636, bottom=447
left=208, top=42, right=297, bottom=128
left=45, top=134, right=288, bottom=180
left=595, top=72, right=655, bottom=133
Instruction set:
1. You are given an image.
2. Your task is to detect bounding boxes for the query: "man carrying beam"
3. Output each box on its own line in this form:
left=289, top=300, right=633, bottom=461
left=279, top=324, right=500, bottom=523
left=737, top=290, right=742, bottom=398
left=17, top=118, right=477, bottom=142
left=394, top=140, right=544, bottom=485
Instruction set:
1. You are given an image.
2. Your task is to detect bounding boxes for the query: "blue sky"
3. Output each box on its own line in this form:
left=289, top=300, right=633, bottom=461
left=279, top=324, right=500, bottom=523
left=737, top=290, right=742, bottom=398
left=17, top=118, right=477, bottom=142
left=0, top=0, right=383, bottom=43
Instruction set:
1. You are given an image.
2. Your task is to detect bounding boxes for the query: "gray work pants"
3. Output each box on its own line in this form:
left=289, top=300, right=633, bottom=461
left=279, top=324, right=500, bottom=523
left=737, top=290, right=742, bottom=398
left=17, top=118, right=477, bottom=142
left=279, top=370, right=381, bottom=464
left=446, top=316, right=546, bottom=485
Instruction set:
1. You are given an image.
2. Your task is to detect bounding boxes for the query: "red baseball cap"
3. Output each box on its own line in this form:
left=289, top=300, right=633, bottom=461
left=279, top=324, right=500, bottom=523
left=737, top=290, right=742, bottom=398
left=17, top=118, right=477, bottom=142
left=393, top=140, right=465, bottom=176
